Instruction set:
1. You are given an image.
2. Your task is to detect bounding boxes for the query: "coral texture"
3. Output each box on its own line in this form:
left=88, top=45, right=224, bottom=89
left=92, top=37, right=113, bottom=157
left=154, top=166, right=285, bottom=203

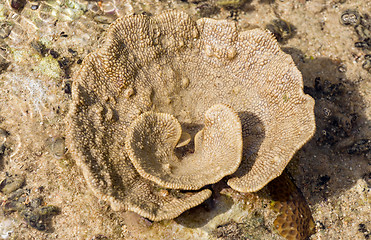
left=125, top=104, right=243, bottom=190
left=66, top=10, right=315, bottom=220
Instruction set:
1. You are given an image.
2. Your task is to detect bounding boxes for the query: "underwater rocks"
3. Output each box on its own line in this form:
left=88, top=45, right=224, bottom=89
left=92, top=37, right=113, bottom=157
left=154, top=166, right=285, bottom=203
left=0, top=174, right=59, bottom=232
left=341, top=9, right=371, bottom=72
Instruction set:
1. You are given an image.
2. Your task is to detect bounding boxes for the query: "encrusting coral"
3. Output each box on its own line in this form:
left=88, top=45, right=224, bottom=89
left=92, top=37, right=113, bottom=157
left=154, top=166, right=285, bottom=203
left=268, top=172, right=315, bottom=240
left=66, top=10, right=315, bottom=221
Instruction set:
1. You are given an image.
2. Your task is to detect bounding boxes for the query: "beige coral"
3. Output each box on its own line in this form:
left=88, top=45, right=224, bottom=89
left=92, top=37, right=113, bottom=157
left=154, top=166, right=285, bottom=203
left=125, top=104, right=243, bottom=190
left=66, top=10, right=315, bottom=221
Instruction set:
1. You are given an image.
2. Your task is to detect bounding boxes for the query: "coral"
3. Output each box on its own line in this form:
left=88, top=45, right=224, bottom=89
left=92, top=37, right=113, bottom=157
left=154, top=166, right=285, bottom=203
left=268, top=172, right=315, bottom=240
left=66, top=10, right=315, bottom=221
left=125, top=104, right=243, bottom=190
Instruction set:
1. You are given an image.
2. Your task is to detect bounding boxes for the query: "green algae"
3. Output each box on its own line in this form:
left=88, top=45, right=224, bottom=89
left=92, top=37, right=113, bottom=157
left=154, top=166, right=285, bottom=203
left=35, top=55, right=62, bottom=79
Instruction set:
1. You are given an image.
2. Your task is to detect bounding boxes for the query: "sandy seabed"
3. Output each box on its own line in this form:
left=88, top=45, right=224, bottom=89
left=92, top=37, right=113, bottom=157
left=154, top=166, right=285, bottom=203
left=0, top=0, right=369, bottom=239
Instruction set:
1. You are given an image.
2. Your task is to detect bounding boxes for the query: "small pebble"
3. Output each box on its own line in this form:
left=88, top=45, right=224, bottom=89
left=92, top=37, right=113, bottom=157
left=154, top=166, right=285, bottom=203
left=0, top=175, right=25, bottom=195
left=7, top=188, right=26, bottom=201
left=362, top=59, right=371, bottom=72
left=37, top=205, right=60, bottom=216
left=21, top=208, right=46, bottom=231
left=30, top=197, right=43, bottom=209
left=340, top=10, right=361, bottom=26
left=63, top=81, right=72, bottom=94
left=30, top=40, right=47, bottom=56
left=91, top=235, right=109, bottom=240
left=31, top=4, right=39, bottom=10
left=355, top=41, right=370, bottom=50
left=355, top=24, right=370, bottom=41
left=316, top=221, right=326, bottom=230
left=51, top=137, right=66, bottom=159
left=0, top=22, right=13, bottom=39
left=338, top=64, right=347, bottom=73
left=3, top=199, right=24, bottom=212
left=68, top=48, right=77, bottom=56
left=20, top=203, right=59, bottom=231
left=266, top=19, right=295, bottom=42
left=60, top=32, right=68, bottom=38
left=0, top=127, right=9, bottom=143
left=49, top=49, right=60, bottom=59
left=94, top=15, right=115, bottom=24
left=10, top=0, right=27, bottom=11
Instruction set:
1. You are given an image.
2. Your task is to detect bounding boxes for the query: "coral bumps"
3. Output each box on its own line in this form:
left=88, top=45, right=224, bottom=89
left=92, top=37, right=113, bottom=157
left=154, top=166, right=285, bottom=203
left=66, top=10, right=315, bottom=221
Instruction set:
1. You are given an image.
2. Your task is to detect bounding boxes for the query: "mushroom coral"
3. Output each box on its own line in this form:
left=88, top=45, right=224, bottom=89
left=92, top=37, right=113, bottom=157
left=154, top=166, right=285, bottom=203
left=66, top=10, right=315, bottom=221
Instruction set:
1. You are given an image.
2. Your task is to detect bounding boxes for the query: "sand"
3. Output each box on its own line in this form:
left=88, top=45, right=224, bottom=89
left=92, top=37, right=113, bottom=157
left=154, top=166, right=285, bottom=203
left=0, top=0, right=369, bottom=239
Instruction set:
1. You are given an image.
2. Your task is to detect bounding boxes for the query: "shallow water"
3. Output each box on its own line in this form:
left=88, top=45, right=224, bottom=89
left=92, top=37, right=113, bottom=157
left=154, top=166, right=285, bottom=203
left=0, top=0, right=370, bottom=239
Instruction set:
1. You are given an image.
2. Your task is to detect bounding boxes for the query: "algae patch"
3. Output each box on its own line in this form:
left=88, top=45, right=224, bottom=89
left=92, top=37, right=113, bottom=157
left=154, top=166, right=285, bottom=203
left=35, top=55, right=63, bottom=79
